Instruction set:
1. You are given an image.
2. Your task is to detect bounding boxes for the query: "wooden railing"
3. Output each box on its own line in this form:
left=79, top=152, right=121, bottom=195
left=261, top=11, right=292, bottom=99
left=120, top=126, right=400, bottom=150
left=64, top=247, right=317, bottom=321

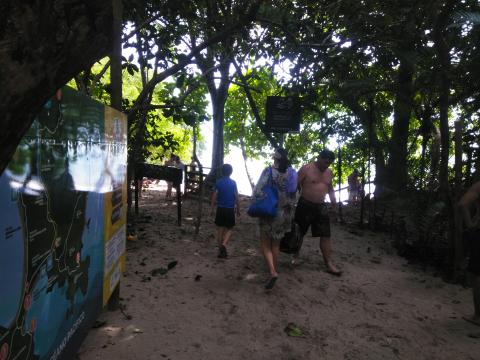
left=134, top=163, right=183, bottom=225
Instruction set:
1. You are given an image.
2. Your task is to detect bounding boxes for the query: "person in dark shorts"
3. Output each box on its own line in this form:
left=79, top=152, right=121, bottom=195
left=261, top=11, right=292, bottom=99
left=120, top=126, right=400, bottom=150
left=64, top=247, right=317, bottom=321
left=295, top=197, right=331, bottom=238
left=458, top=181, right=480, bottom=327
left=294, top=149, right=341, bottom=275
left=210, top=164, right=240, bottom=258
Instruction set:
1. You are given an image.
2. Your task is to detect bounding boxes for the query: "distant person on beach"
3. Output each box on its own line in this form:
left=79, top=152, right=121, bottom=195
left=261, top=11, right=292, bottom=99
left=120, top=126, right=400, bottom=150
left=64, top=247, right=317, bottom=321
left=174, top=155, right=184, bottom=170
left=252, top=148, right=296, bottom=290
left=458, top=181, right=480, bottom=327
left=348, top=169, right=360, bottom=204
left=174, top=155, right=185, bottom=195
left=294, top=149, right=342, bottom=276
left=210, top=164, right=240, bottom=259
left=165, top=154, right=178, bottom=200
left=189, top=157, right=197, bottom=172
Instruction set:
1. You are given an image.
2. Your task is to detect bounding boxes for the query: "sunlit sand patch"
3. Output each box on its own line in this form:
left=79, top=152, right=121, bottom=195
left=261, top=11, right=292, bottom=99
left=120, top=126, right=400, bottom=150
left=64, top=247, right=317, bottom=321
left=244, top=273, right=258, bottom=281
left=101, top=325, right=122, bottom=337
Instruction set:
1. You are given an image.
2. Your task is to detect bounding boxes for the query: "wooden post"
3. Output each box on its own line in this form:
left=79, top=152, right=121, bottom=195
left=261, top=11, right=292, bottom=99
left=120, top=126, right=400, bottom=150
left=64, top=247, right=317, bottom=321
left=108, top=0, right=123, bottom=311
left=454, top=120, right=463, bottom=277
left=176, top=184, right=182, bottom=226
left=359, top=162, right=366, bottom=228
left=337, top=146, right=343, bottom=222
left=195, top=165, right=205, bottom=235
left=134, top=172, right=139, bottom=215
left=110, top=0, right=123, bottom=110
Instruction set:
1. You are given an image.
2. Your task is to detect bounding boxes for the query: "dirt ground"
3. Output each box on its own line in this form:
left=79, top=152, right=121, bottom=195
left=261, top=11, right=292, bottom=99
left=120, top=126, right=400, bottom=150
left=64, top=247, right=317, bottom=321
left=77, top=185, right=480, bottom=360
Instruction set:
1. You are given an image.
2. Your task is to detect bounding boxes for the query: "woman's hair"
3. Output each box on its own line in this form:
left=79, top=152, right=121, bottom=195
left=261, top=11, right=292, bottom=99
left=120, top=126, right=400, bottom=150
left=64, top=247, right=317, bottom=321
left=274, top=148, right=289, bottom=173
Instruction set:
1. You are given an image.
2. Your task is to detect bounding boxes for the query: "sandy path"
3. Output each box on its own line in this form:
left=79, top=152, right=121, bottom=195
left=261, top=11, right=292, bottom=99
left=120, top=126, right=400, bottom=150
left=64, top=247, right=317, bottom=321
left=77, top=187, right=480, bottom=360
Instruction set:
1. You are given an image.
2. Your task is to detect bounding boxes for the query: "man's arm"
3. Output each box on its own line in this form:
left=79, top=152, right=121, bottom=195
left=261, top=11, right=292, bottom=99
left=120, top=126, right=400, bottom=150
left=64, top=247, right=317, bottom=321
left=328, top=182, right=337, bottom=205
left=328, top=169, right=337, bottom=205
left=297, top=165, right=306, bottom=192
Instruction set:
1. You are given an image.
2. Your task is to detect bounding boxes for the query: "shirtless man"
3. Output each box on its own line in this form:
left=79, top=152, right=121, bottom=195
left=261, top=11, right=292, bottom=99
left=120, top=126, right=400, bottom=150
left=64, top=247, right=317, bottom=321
left=294, top=149, right=341, bottom=275
left=458, top=181, right=480, bottom=327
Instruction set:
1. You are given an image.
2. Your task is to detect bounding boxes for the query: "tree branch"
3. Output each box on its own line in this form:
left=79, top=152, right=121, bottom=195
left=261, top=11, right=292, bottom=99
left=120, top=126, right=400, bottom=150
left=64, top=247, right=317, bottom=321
left=232, top=59, right=278, bottom=149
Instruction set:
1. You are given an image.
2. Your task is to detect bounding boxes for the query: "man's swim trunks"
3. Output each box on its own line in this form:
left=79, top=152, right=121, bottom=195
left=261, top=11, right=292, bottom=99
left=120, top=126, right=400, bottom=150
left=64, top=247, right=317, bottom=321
left=294, top=197, right=331, bottom=238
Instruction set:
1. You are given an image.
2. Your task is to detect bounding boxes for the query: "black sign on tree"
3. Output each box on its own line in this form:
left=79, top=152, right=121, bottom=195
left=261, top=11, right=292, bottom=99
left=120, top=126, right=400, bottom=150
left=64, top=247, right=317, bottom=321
left=265, top=96, right=301, bottom=133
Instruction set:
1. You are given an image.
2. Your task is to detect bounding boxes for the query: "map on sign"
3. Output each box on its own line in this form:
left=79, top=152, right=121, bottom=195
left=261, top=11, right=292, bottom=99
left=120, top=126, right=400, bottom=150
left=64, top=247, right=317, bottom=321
left=0, top=87, right=127, bottom=360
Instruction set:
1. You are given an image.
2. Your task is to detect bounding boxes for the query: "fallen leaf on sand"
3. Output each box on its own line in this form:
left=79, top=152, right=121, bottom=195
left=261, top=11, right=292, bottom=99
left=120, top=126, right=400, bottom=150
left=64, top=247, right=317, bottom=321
left=92, top=320, right=107, bottom=329
left=151, top=268, right=168, bottom=276
left=284, top=323, right=306, bottom=338
left=167, top=260, right=178, bottom=270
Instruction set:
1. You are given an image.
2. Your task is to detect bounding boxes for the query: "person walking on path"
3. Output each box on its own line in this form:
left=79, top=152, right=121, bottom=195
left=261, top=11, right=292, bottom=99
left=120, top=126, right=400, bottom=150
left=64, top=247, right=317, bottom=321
left=294, top=149, right=342, bottom=276
left=348, top=169, right=360, bottom=204
left=210, top=164, right=240, bottom=259
left=458, top=181, right=480, bottom=327
left=165, top=154, right=177, bottom=200
left=252, top=148, right=296, bottom=290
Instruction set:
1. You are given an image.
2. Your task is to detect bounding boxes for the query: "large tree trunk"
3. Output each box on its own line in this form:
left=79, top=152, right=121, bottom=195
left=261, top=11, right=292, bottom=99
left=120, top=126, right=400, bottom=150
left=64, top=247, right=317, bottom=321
left=211, top=92, right=227, bottom=177
left=0, top=1, right=113, bottom=175
left=428, top=127, right=442, bottom=191
left=367, top=99, right=387, bottom=194
left=111, top=0, right=123, bottom=111
left=386, top=58, right=414, bottom=193
left=433, top=0, right=455, bottom=196
left=338, top=93, right=387, bottom=194
left=197, top=54, right=231, bottom=180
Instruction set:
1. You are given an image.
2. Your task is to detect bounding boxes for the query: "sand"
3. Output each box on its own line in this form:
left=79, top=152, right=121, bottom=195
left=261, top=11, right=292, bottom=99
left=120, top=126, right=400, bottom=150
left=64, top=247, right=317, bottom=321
left=77, top=185, right=480, bottom=360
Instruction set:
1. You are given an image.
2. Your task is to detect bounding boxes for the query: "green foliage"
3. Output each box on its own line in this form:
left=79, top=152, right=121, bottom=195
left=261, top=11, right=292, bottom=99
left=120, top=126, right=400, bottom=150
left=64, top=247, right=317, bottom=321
left=68, top=0, right=480, bottom=192
left=225, top=68, right=281, bottom=160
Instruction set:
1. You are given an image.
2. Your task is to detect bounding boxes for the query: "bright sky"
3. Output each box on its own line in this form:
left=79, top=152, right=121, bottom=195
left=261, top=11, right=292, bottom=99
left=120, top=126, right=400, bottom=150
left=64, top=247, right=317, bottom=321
left=198, top=121, right=265, bottom=196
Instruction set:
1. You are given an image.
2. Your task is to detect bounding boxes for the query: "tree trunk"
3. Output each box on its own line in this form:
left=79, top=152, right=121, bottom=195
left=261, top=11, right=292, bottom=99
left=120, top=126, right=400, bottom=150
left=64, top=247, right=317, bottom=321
left=0, top=1, right=113, bottom=175
left=239, top=134, right=255, bottom=191
left=433, top=0, right=455, bottom=195
left=428, top=127, right=441, bottom=191
left=386, top=58, right=414, bottom=193
left=211, top=94, right=227, bottom=177
left=111, top=0, right=123, bottom=111
left=201, top=57, right=230, bottom=180
left=338, top=94, right=386, bottom=194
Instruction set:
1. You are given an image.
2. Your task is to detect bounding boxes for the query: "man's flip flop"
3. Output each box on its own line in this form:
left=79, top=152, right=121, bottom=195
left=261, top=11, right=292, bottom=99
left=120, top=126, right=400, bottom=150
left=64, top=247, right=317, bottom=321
left=326, top=269, right=343, bottom=277
left=265, top=277, right=278, bottom=290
